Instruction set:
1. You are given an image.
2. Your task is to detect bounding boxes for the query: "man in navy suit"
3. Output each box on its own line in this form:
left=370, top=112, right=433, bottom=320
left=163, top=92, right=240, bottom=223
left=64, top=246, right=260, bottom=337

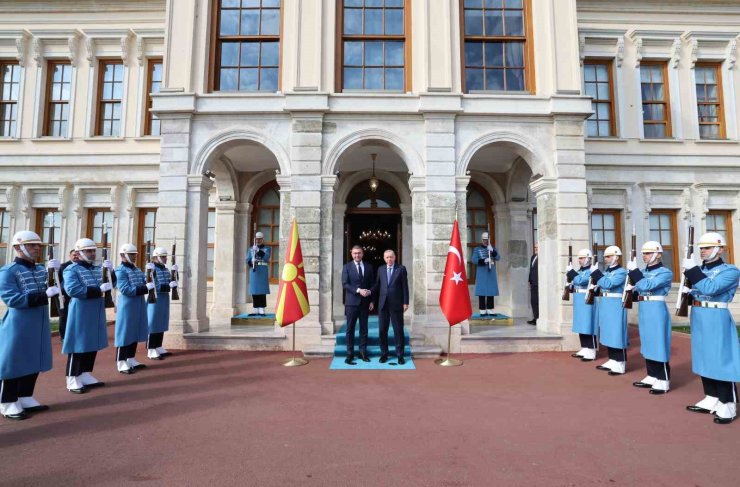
left=372, top=249, right=409, bottom=364
left=341, top=245, right=375, bottom=365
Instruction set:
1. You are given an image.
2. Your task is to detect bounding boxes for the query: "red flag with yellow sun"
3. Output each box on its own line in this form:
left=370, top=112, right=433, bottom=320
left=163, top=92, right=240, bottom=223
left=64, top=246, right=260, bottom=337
left=275, top=219, right=310, bottom=326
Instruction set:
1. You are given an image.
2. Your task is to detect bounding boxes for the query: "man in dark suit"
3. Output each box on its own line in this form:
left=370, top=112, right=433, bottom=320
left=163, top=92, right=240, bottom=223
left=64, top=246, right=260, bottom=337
left=527, top=243, right=539, bottom=325
left=341, top=245, right=375, bottom=365
left=58, top=249, right=80, bottom=341
left=372, top=249, right=409, bottom=364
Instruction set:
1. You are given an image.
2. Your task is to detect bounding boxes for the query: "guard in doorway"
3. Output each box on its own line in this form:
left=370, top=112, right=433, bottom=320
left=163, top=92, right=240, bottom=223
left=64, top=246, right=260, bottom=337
left=471, top=232, right=500, bottom=317
left=247, top=232, right=271, bottom=316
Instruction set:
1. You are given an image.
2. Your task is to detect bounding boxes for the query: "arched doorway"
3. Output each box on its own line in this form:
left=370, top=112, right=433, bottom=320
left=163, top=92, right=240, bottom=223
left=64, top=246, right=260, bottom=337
left=466, top=182, right=494, bottom=284
left=250, top=181, right=281, bottom=284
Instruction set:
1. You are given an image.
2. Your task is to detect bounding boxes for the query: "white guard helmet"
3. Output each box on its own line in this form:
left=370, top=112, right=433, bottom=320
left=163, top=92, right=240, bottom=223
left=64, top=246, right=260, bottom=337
left=603, top=245, right=622, bottom=257
left=481, top=232, right=489, bottom=240
left=12, top=231, right=43, bottom=260
left=75, top=238, right=97, bottom=251
left=641, top=241, right=663, bottom=253
left=697, top=232, right=726, bottom=248
left=152, top=247, right=168, bottom=257
left=119, top=243, right=137, bottom=254
left=577, top=249, right=593, bottom=259
left=255, top=232, right=264, bottom=239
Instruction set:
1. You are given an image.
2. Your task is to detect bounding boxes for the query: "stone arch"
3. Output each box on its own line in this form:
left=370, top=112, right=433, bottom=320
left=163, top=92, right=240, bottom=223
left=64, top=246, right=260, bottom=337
left=211, top=157, right=239, bottom=202
left=458, top=130, right=551, bottom=178
left=466, top=171, right=506, bottom=205
left=192, top=128, right=290, bottom=177
left=323, top=128, right=424, bottom=177
left=335, top=169, right=412, bottom=205
left=240, top=169, right=282, bottom=205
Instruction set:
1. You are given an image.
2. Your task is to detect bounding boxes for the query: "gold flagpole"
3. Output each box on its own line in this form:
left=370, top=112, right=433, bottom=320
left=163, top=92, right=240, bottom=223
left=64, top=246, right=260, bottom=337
left=283, top=321, right=308, bottom=367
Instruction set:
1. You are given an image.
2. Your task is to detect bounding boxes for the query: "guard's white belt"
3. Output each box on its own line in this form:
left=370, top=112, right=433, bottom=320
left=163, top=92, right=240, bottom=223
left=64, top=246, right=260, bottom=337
left=254, top=262, right=269, bottom=266
left=599, top=292, right=622, bottom=298
left=692, top=300, right=729, bottom=309
left=637, top=296, right=666, bottom=302
left=574, top=289, right=588, bottom=294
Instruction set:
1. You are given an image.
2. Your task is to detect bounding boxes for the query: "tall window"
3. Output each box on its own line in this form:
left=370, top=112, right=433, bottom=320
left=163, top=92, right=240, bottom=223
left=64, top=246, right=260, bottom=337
left=96, top=61, right=124, bottom=136
left=695, top=64, right=725, bottom=140
left=145, top=59, right=163, bottom=136
left=214, top=0, right=281, bottom=92
left=87, top=209, right=113, bottom=264
left=531, top=208, right=537, bottom=244
left=466, top=184, right=494, bottom=283
left=648, top=210, right=678, bottom=280
left=584, top=60, right=614, bottom=137
left=35, top=209, right=61, bottom=265
left=461, top=0, right=532, bottom=93
left=44, top=62, right=72, bottom=137
left=706, top=210, right=734, bottom=264
left=252, top=182, right=280, bottom=282
left=641, top=62, right=671, bottom=138
left=0, top=209, right=10, bottom=266
left=0, top=61, right=20, bottom=137
left=591, top=210, right=622, bottom=266
left=137, top=208, right=157, bottom=270
left=207, top=209, right=216, bottom=280
left=338, top=0, right=409, bottom=91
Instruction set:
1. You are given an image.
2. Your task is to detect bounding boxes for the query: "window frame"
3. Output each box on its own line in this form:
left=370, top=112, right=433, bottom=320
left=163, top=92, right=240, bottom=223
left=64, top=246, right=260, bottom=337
left=209, top=0, right=284, bottom=93
left=95, top=59, right=125, bottom=137
left=335, top=0, right=413, bottom=93
left=35, top=208, right=61, bottom=265
left=43, top=60, right=72, bottom=137
left=0, top=208, right=10, bottom=266
left=144, top=58, right=163, bottom=137
left=207, top=208, right=216, bottom=282
left=459, top=0, right=535, bottom=94
left=640, top=61, right=672, bottom=139
left=251, top=181, right=280, bottom=284
left=590, top=209, right=622, bottom=264
left=695, top=62, right=726, bottom=140
left=583, top=59, right=616, bottom=138
left=0, top=60, right=21, bottom=138
left=648, top=209, right=679, bottom=281
left=86, top=209, right=114, bottom=265
left=706, top=210, right=734, bottom=264
left=136, top=208, right=157, bottom=271
left=466, top=182, right=495, bottom=284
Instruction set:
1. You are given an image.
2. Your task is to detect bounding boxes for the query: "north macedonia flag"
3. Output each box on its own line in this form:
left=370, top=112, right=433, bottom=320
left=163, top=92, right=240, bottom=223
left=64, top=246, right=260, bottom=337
left=275, top=219, right=310, bottom=326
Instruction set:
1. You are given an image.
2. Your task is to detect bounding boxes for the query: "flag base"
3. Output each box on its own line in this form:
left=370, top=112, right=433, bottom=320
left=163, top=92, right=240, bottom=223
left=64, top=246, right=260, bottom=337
left=283, top=357, right=309, bottom=367
left=435, top=357, right=463, bottom=367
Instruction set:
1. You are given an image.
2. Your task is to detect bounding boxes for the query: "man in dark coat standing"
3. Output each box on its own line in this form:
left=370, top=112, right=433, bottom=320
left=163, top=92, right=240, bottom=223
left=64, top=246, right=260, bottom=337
left=372, top=249, right=409, bottom=364
left=528, top=243, right=539, bottom=325
left=341, top=245, right=375, bottom=365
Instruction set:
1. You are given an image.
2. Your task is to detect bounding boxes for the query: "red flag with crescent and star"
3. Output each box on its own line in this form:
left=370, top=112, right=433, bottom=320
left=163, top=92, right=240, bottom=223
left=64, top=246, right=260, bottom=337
left=275, top=219, right=310, bottom=327
left=439, top=219, right=472, bottom=326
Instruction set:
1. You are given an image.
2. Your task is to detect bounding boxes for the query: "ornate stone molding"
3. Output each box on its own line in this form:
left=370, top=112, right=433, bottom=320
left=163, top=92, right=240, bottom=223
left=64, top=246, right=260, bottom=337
left=32, top=37, right=42, bottom=65
left=136, top=35, right=145, bottom=64
left=5, top=185, right=18, bottom=214
left=72, top=187, right=83, bottom=216
left=726, top=38, right=737, bottom=70
left=58, top=185, right=70, bottom=213
left=320, top=175, right=337, bottom=192
left=578, top=29, right=628, bottom=68
left=633, top=37, right=643, bottom=68
left=15, top=32, right=30, bottom=67
left=455, top=175, right=471, bottom=192
left=19, top=187, right=29, bottom=217
left=68, top=32, right=81, bottom=67
left=681, top=188, right=692, bottom=221
left=110, top=184, right=121, bottom=217
left=276, top=175, right=292, bottom=191
left=529, top=177, right=557, bottom=196
left=121, top=31, right=133, bottom=66
left=688, top=38, right=699, bottom=68
left=670, top=38, right=682, bottom=69
left=643, top=187, right=652, bottom=218
left=615, top=36, right=625, bottom=68
left=85, top=36, right=95, bottom=66
left=623, top=186, right=633, bottom=221
left=408, top=175, right=426, bottom=192
left=187, top=174, right=214, bottom=192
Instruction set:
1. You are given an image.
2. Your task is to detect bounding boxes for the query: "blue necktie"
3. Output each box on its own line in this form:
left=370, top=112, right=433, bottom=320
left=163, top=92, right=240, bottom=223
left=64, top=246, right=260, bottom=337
left=387, top=266, right=392, bottom=285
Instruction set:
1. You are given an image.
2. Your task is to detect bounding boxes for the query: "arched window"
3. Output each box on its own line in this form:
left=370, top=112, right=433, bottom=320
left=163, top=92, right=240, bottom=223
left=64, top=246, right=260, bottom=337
left=466, top=183, right=494, bottom=283
left=251, top=181, right=280, bottom=282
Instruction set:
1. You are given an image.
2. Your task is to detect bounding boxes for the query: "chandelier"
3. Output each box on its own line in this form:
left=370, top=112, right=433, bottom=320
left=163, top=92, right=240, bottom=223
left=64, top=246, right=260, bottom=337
left=359, top=230, right=391, bottom=243
left=369, top=153, right=379, bottom=193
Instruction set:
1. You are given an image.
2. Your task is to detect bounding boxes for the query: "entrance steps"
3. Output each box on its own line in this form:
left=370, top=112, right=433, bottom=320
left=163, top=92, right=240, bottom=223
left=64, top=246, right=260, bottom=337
left=303, top=332, right=441, bottom=359
left=460, top=321, right=563, bottom=353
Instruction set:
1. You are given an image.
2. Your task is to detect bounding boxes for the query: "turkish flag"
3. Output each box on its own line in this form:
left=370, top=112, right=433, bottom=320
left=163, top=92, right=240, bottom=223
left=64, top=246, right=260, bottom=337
left=439, top=220, right=472, bottom=326
left=275, top=219, right=310, bottom=326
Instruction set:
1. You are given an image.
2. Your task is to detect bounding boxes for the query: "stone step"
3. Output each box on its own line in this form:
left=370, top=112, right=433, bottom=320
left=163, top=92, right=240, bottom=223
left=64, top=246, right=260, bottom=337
left=303, top=343, right=442, bottom=359
left=460, top=334, right=564, bottom=354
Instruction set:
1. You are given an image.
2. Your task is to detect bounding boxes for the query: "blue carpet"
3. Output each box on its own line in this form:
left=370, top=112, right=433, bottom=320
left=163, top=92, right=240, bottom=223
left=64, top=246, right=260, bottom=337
left=329, top=316, right=415, bottom=370
left=232, top=313, right=275, bottom=319
left=470, top=313, right=511, bottom=320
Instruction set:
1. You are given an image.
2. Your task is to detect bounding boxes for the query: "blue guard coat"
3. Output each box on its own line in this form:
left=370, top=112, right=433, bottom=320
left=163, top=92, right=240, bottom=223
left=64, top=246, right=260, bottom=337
left=246, top=244, right=271, bottom=296
left=0, top=258, right=53, bottom=380
left=147, top=264, right=171, bottom=334
left=592, top=265, right=628, bottom=349
left=62, top=262, right=108, bottom=354
left=114, top=263, right=149, bottom=347
left=685, top=260, right=740, bottom=382
left=471, top=245, right=500, bottom=297
left=630, top=263, right=673, bottom=363
left=568, top=267, right=597, bottom=335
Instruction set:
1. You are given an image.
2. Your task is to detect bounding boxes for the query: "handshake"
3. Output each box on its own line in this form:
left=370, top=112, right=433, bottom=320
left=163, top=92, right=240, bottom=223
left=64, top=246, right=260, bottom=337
left=358, top=288, right=372, bottom=298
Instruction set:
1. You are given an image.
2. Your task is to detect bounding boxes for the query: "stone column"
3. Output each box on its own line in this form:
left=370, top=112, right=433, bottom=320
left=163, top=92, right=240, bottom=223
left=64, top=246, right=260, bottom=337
left=184, top=174, right=213, bottom=334
left=455, top=175, right=471, bottom=336
left=319, top=175, right=337, bottom=335
left=234, top=202, right=251, bottom=313
left=507, top=202, right=533, bottom=319
left=493, top=203, right=512, bottom=316
left=332, top=202, right=347, bottom=330
left=210, top=200, right=237, bottom=322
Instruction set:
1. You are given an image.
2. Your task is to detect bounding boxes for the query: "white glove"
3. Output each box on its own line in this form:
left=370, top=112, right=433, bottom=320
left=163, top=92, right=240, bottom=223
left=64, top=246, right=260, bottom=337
left=590, top=264, right=599, bottom=273
left=566, top=263, right=573, bottom=273
left=45, top=286, right=60, bottom=298
left=102, top=259, right=114, bottom=271
left=682, top=257, right=697, bottom=270
left=624, top=283, right=634, bottom=292
left=145, top=262, right=155, bottom=270
left=627, top=259, right=638, bottom=271
left=146, top=282, right=156, bottom=290
left=484, top=258, right=491, bottom=264
left=487, top=245, right=494, bottom=252
left=169, top=281, right=178, bottom=288
left=171, top=264, right=179, bottom=272
left=680, top=286, right=691, bottom=295
left=252, top=244, right=259, bottom=252
left=47, top=258, right=60, bottom=270
left=100, top=282, right=112, bottom=293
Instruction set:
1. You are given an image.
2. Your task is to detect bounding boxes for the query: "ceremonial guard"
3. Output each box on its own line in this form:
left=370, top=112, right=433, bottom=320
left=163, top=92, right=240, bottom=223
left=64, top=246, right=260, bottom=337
left=626, top=241, right=673, bottom=394
left=58, top=249, right=80, bottom=341
left=63, top=238, right=111, bottom=393
left=114, top=244, right=152, bottom=374
left=591, top=246, right=628, bottom=375
left=567, top=249, right=598, bottom=361
left=471, top=232, right=500, bottom=316
left=146, top=247, right=177, bottom=360
left=0, top=231, right=54, bottom=420
left=246, top=231, right=271, bottom=316
left=683, top=233, right=740, bottom=425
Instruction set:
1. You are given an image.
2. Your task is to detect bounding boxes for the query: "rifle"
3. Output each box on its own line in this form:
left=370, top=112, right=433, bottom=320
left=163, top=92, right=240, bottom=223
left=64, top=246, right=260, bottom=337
left=622, top=229, right=637, bottom=309
left=676, top=221, right=694, bottom=317
left=584, top=237, right=599, bottom=305
left=101, top=222, right=115, bottom=309
left=562, top=241, right=572, bottom=301
left=170, top=239, right=179, bottom=301
left=47, top=225, right=62, bottom=317
left=486, top=224, right=492, bottom=270
left=145, top=240, right=158, bottom=304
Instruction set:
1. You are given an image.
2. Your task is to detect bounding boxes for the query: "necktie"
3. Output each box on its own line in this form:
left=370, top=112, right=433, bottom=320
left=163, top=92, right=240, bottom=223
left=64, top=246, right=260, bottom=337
left=357, top=263, right=363, bottom=280
left=387, top=266, right=392, bottom=285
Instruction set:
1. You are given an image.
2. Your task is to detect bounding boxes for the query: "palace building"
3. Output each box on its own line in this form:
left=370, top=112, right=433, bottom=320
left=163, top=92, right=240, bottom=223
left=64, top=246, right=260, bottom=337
left=0, top=0, right=738, bottom=355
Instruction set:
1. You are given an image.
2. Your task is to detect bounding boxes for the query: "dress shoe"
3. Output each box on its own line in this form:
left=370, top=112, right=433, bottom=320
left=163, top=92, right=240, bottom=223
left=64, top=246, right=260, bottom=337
left=85, top=382, right=105, bottom=388
left=714, top=416, right=735, bottom=425
left=118, top=369, right=135, bottom=375
left=595, top=365, right=611, bottom=371
left=359, top=355, right=370, bottom=363
left=571, top=353, right=583, bottom=358
left=649, top=389, right=667, bottom=395
left=633, top=381, right=653, bottom=388
left=133, top=364, right=147, bottom=370
left=526, top=319, right=536, bottom=325
left=24, top=405, right=50, bottom=412
left=580, top=357, right=595, bottom=362
left=686, top=405, right=711, bottom=414
left=69, top=387, right=88, bottom=394
left=398, top=357, right=406, bottom=365
left=379, top=355, right=388, bottom=364
left=344, top=357, right=356, bottom=365
left=3, top=412, right=28, bottom=421
left=607, top=371, right=625, bottom=376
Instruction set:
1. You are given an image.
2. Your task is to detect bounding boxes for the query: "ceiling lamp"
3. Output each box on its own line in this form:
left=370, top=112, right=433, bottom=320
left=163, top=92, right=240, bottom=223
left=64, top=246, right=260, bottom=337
left=369, top=153, right=379, bottom=193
